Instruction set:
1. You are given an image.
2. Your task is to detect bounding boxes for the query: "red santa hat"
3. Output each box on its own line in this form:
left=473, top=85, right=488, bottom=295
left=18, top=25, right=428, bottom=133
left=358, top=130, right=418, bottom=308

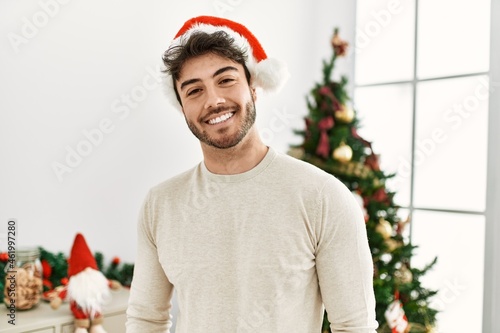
left=67, top=233, right=98, bottom=277
left=162, top=15, right=289, bottom=109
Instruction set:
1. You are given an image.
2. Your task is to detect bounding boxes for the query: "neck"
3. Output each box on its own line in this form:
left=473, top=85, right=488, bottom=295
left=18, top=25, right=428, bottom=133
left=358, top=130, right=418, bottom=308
left=201, top=128, right=268, bottom=175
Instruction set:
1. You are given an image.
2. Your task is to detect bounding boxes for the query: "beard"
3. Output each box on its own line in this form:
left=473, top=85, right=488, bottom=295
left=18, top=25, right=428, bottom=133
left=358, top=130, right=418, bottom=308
left=185, top=100, right=256, bottom=149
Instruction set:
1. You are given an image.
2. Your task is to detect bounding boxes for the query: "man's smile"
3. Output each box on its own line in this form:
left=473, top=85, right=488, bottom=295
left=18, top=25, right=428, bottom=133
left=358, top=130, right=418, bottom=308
left=206, top=112, right=235, bottom=125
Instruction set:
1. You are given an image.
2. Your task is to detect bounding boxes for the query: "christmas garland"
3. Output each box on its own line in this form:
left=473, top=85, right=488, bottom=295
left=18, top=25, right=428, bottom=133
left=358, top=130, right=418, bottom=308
left=0, top=248, right=134, bottom=304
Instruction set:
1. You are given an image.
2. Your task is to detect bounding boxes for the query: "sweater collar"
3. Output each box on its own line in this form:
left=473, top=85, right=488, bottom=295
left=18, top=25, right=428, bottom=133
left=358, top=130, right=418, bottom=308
left=200, top=147, right=276, bottom=182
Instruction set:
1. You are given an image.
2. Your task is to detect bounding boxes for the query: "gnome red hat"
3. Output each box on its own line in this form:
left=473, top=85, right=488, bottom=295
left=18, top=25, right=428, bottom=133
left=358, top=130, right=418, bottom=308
left=162, top=15, right=289, bottom=109
left=67, top=233, right=98, bottom=277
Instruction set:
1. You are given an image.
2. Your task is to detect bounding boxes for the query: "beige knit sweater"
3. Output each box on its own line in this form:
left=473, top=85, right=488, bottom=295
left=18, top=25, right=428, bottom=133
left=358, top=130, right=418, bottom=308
left=126, top=148, right=378, bottom=333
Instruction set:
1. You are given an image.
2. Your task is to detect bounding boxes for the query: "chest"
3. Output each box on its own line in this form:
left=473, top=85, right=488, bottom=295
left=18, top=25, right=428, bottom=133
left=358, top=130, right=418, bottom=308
left=153, top=186, right=317, bottom=291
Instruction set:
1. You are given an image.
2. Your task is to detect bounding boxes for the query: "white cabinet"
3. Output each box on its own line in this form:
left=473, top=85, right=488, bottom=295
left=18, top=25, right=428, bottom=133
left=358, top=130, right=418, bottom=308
left=0, top=289, right=129, bottom=333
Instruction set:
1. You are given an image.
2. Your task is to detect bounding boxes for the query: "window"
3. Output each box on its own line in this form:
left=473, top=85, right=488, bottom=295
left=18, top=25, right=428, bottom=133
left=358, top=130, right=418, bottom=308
left=354, top=0, right=492, bottom=331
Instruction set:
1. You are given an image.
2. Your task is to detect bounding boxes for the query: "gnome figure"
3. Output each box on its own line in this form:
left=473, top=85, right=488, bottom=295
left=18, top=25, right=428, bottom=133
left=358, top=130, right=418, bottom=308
left=51, top=233, right=111, bottom=333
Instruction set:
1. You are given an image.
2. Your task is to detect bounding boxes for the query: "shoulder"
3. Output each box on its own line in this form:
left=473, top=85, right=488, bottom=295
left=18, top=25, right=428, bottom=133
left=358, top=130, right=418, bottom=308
left=271, top=151, right=342, bottom=189
left=147, top=164, right=199, bottom=200
left=271, top=151, right=357, bottom=207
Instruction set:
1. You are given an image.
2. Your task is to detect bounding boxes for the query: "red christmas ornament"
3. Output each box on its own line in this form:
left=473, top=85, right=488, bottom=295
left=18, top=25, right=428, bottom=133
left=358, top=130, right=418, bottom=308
left=0, top=252, right=8, bottom=262
left=372, top=188, right=389, bottom=204
left=112, top=257, right=121, bottom=265
left=60, top=277, right=69, bottom=286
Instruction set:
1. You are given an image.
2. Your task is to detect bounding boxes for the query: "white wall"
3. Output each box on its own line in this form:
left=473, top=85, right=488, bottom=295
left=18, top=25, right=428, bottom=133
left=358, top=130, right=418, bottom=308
left=0, top=0, right=355, bottom=263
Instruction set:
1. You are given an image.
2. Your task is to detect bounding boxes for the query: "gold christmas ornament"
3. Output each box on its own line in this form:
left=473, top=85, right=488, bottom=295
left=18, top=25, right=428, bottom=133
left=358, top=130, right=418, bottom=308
left=395, top=265, right=413, bottom=284
left=385, top=238, right=400, bottom=252
left=375, top=218, right=393, bottom=239
left=425, top=325, right=437, bottom=333
left=335, top=105, right=355, bottom=123
left=332, top=142, right=353, bottom=163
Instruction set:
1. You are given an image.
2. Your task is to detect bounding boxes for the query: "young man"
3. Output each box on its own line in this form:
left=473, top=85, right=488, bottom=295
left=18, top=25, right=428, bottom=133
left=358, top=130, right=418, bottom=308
left=126, top=16, right=378, bottom=333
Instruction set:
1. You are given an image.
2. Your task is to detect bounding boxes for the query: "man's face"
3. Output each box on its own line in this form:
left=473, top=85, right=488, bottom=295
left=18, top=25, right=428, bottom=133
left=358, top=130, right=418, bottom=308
left=176, top=53, right=256, bottom=149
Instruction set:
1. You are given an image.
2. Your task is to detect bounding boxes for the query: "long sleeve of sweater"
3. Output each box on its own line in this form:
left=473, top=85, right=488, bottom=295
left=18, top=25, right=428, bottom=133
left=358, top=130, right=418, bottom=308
left=126, top=191, right=174, bottom=333
left=315, top=177, right=378, bottom=332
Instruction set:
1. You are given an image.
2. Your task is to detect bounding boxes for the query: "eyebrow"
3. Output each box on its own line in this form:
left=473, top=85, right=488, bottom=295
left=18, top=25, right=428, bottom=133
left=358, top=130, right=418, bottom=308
left=179, top=66, right=239, bottom=91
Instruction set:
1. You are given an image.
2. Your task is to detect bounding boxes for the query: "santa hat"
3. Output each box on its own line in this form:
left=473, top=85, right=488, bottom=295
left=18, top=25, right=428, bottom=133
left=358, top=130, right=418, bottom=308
left=162, top=15, right=289, bottom=109
left=67, top=233, right=98, bottom=277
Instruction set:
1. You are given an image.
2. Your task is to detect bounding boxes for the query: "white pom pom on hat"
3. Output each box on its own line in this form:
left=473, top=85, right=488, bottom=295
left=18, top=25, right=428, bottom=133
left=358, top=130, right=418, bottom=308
left=161, top=15, right=290, bottom=110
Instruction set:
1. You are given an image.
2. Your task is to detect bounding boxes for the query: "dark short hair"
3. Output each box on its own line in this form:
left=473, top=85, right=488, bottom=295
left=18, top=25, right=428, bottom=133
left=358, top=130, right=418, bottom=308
left=162, top=31, right=252, bottom=105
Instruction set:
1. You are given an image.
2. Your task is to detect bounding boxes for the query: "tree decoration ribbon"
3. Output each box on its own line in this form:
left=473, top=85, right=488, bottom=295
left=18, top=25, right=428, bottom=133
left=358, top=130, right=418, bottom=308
left=365, top=153, right=380, bottom=171
left=319, top=86, right=341, bottom=112
left=351, top=127, right=372, bottom=149
left=316, top=116, right=334, bottom=158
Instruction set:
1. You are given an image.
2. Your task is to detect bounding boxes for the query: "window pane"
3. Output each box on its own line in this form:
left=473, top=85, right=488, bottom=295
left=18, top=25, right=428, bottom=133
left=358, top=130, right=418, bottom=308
left=412, top=210, right=484, bottom=333
left=413, top=75, right=488, bottom=211
left=417, top=0, right=491, bottom=79
left=355, top=0, right=415, bottom=85
left=354, top=84, right=413, bottom=206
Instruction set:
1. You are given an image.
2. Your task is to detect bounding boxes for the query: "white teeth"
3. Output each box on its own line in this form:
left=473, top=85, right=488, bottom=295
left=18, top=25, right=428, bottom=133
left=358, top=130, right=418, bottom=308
left=208, top=112, right=234, bottom=125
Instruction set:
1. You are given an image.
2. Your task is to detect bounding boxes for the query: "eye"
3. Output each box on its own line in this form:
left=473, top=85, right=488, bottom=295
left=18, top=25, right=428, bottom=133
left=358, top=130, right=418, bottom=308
left=187, top=88, right=202, bottom=97
left=219, top=77, right=236, bottom=85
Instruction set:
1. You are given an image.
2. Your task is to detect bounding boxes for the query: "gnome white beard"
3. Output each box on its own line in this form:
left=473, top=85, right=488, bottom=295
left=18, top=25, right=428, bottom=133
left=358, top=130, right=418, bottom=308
left=67, top=267, right=110, bottom=318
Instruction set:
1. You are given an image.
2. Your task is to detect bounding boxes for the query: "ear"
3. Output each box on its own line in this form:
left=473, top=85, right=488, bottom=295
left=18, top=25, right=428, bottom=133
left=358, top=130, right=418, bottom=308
left=251, top=87, right=257, bottom=102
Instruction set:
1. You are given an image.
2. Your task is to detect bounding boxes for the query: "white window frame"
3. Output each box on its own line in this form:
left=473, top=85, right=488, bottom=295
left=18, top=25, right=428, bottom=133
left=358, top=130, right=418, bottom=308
left=482, top=1, right=500, bottom=332
left=353, top=0, right=498, bottom=331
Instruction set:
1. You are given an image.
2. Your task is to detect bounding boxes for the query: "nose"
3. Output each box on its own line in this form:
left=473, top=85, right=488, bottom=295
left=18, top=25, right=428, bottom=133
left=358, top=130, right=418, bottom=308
left=204, top=86, right=225, bottom=109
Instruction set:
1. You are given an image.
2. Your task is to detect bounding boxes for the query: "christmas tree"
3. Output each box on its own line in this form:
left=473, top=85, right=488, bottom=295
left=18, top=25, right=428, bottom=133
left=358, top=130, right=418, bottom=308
left=289, top=28, right=438, bottom=333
